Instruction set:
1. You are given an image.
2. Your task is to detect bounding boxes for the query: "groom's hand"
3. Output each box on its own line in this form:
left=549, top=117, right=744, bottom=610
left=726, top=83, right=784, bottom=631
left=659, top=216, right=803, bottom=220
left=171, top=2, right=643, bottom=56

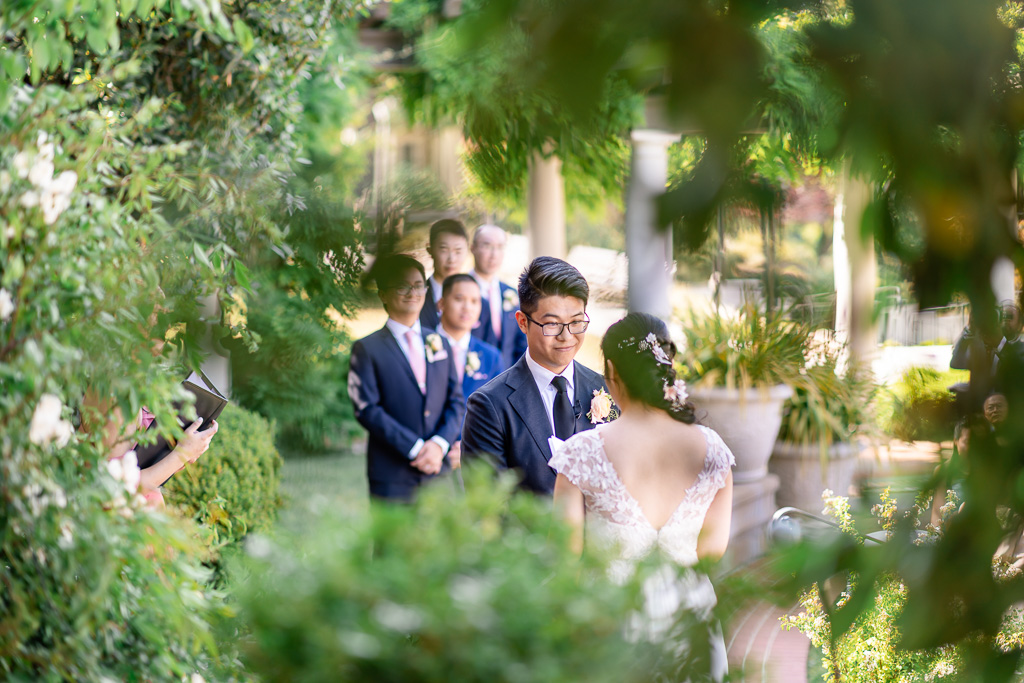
left=412, top=441, right=444, bottom=475
left=448, top=441, right=462, bottom=469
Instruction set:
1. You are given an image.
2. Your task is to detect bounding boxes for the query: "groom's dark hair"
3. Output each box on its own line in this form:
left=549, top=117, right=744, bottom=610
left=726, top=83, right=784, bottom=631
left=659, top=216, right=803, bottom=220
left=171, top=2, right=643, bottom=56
left=518, top=257, right=589, bottom=314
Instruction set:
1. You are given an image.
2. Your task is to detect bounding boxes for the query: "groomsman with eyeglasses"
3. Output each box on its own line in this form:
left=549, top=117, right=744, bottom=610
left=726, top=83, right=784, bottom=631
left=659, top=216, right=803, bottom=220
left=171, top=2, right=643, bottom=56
left=469, top=224, right=528, bottom=371
left=462, top=257, right=608, bottom=495
left=348, top=254, right=465, bottom=502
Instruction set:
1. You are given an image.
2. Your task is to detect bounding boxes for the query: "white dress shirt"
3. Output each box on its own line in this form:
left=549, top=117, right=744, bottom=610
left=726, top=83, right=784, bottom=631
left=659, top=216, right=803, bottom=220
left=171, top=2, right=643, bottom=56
left=524, top=350, right=576, bottom=437
left=385, top=318, right=450, bottom=459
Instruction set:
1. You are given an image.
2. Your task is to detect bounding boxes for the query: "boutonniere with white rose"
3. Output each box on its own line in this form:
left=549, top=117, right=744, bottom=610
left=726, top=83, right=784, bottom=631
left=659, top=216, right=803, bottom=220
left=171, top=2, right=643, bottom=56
left=466, top=350, right=481, bottom=376
left=502, top=288, right=519, bottom=312
left=587, top=388, right=619, bottom=424
left=424, top=333, right=448, bottom=362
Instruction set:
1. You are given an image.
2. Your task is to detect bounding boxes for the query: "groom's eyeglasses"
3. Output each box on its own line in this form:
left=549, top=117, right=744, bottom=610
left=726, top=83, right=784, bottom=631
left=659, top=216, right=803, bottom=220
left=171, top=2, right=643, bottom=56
left=389, top=283, right=428, bottom=296
left=523, top=314, right=590, bottom=336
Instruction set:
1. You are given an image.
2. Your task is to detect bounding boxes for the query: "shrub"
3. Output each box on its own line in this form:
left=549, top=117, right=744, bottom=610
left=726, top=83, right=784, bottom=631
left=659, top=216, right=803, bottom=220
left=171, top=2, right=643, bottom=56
left=228, top=471, right=695, bottom=683
left=876, top=367, right=966, bottom=443
left=229, top=285, right=362, bottom=455
left=782, top=490, right=1024, bottom=683
left=1, top=423, right=226, bottom=681
left=164, top=404, right=284, bottom=559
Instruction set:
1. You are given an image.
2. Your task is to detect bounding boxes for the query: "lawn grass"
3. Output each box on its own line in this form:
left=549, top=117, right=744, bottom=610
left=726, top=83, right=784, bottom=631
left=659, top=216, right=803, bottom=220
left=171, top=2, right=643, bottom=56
left=278, top=450, right=369, bottom=523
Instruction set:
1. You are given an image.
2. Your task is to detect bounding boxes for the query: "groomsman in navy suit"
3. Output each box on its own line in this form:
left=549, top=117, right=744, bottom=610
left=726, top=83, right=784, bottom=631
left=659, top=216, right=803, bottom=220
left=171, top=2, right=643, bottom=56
left=348, top=254, right=465, bottom=502
left=437, top=275, right=502, bottom=403
left=469, top=224, right=528, bottom=370
left=462, top=257, right=608, bottom=495
left=419, top=219, right=470, bottom=331
left=436, top=274, right=503, bottom=468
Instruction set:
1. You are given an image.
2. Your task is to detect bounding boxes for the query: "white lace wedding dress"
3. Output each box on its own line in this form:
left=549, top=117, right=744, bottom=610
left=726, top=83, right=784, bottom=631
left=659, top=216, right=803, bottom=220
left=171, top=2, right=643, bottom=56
left=549, top=424, right=735, bottom=681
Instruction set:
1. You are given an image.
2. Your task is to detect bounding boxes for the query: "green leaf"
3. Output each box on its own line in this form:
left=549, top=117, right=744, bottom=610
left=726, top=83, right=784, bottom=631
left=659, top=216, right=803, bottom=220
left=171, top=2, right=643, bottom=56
left=234, top=260, right=252, bottom=291
left=86, top=25, right=108, bottom=54
left=232, top=18, right=255, bottom=54
left=193, top=242, right=213, bottom=270
left=1, top=53, right=27, bottom=81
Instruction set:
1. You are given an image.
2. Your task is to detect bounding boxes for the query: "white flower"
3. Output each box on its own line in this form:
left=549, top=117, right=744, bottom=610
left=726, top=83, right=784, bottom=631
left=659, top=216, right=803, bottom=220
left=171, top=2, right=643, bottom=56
left=466, top=351, right=481, bottom=374
left=190, top=674, right=207, bottom=683
left=502, top=288, right=518, bottom=312
left=106, top=450, right=141, bottom=494
left=13, top=151, right=31, bottom=178
left=19, top=190, right=39, bottom=208
left=372, top=601, right=424, bottom=632
left=27, top=157, right=54, bottom=188
left=39, top=182, right=73, bottom=225
left=0, top=288, right=13, bottom=321
left=28, top=394, right=74, bottom=447
left=58, top=521, right=74, bottom=549
left=425, top=333, right=443, bottom=353
left=0, top=170, right=11, bottom=193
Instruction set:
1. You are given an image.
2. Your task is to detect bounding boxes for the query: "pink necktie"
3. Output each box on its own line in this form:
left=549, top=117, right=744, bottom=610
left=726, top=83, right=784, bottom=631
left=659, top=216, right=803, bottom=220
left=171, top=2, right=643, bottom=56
left=405, top=330, right=426, bottom=393
left=490, top=284, right=502, bottom=338
left=456, top=346, right=466, bottom=383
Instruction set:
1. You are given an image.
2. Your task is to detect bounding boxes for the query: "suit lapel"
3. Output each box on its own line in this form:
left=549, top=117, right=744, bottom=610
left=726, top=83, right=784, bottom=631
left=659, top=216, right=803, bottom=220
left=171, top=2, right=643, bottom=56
left=380, top=326, right=423, bottom=393
left=506, top=358, right=554, bottom=461
left=422, top=328, right=446, bottom=398
left=573, top=361, right=604, bottom=433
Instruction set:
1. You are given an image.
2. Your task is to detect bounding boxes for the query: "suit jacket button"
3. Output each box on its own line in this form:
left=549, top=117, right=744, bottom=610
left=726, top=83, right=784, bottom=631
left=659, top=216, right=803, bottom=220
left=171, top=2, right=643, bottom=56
left=424, top=410, right=431, bottom=417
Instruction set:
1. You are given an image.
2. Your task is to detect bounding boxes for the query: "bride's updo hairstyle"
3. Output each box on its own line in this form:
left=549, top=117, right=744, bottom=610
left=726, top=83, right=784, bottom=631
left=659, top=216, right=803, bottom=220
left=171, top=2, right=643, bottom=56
left=601, top=312, right=696, bottom=424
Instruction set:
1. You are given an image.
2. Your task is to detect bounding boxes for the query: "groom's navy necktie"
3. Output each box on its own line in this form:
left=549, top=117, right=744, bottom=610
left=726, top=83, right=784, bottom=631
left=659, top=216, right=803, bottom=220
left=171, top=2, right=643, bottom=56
left=551, top=376, right=575, bottom=440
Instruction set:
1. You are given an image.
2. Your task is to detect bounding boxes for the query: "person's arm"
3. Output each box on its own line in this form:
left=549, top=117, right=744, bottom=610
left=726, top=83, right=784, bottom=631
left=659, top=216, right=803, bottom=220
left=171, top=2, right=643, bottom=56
left=138, top=418, right=219, bottom=492
left=950, top=326, right=973, bottom=370
left=553, top=473, right=585, bottom=555
left=697, top=470, right=734, bottom=561
left=931, top=478, right=948, bottom=527
left=461, top=390, right=508, bottom=469
left=347, top=340, right=422, bottom=460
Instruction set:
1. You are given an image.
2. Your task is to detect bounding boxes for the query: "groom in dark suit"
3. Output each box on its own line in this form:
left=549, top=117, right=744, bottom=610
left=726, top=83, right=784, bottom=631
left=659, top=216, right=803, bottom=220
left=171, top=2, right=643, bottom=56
left=462, top=256, right=608, bottom=495
left=348, top=254, right=465, bottom=502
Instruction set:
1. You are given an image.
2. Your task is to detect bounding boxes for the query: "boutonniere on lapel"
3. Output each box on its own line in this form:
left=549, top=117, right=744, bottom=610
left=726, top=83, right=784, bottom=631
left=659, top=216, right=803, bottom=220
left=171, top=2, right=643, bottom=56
left=502, top=288, right=518, bottom=312
left=587, top=388, right=619, bottom=424
left=465, top=350, right=481, bottom=376
left=424, top=333, right=448, bottom=363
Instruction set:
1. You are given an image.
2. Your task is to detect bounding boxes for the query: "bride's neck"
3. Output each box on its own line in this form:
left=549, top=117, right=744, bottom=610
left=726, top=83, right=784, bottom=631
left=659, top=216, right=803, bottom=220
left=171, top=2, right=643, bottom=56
left=615, top=394, right=661, bottom=419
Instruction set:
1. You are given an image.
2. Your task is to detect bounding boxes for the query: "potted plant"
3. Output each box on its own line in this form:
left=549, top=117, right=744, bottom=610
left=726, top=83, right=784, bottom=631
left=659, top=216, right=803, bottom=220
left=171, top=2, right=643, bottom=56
left=769, top=349, right=875, bottom=511
left=679, top=302, right=806, bottom=483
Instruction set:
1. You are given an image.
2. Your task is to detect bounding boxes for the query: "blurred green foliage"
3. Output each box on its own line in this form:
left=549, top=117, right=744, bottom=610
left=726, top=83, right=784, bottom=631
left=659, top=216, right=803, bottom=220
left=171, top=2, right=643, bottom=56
left=679, top=302, right=809, bottom=391
left=779, top=354, right=876, bottom=448
left=164, top=404, right=283, bottom=561
left=228, top=471, right=702, bottom=683
left=875, top=367, right=967, bottom=444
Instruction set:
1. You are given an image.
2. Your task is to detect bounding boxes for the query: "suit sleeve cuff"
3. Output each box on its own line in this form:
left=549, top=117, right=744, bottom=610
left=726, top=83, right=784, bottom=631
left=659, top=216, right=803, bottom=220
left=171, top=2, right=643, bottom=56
left=430, top=436, right=450, bottom=455
left=408, top=438, right=424, bottom=460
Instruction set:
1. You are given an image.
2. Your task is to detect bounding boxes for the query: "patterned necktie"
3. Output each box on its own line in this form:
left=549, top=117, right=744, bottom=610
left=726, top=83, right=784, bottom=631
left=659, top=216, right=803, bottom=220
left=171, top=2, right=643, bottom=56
left=551, top=376, right=575, bottom=440
left=404, top=330, right=426, bottom=393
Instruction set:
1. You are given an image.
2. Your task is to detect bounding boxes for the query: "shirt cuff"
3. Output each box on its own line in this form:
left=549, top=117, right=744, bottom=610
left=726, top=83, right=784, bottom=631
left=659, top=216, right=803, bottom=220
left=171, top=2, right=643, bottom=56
left=407, top=439, right=424, bottom=460
left=430, top=436, right=450, bottom=455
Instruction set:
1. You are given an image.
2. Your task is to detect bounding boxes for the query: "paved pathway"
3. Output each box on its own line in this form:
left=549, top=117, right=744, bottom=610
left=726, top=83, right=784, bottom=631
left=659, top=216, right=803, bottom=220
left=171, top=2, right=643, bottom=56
left=726, top=601, right=811, bottom=683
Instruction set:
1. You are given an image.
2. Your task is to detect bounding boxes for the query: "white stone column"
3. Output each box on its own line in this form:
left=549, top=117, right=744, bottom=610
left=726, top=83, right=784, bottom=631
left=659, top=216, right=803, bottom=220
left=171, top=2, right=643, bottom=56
left=200, top=293, right=231, bottom=395
left=625, top=129, right=680, bottom=319
left=526, top=146, right=567, bottom=260
left=833, top=164, right=877, bottom=365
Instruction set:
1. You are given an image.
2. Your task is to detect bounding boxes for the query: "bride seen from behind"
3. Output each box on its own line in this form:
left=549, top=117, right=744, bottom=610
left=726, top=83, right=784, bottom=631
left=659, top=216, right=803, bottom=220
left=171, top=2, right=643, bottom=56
left=549, top=312, right=735, bottom=680
left=552, top=312, right=734, bottom=558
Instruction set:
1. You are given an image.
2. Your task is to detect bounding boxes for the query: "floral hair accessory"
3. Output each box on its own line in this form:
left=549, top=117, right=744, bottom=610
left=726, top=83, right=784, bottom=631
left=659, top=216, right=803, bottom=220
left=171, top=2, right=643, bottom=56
left=663, top=378, right=688, bottom=409
left=637, top=332, right=672, bottom=365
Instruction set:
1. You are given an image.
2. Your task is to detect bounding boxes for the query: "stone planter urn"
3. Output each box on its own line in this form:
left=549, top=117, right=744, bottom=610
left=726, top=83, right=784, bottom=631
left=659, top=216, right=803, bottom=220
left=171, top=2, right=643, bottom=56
left=769, top=440, right=860, bottom=513
left=689, top=384, right=793, bottom=484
